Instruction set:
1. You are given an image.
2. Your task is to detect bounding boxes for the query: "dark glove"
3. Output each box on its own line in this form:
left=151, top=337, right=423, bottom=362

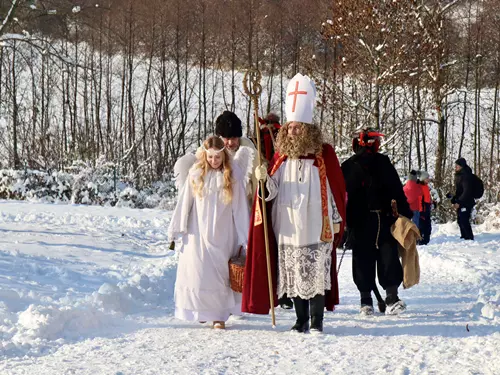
left=339, top=228, right=353, bottom=250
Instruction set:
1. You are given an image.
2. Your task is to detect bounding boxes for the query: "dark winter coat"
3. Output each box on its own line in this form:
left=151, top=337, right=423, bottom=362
left=341, top=149, right=413, bottom=231
left=452, top=164, right=475, bottom=208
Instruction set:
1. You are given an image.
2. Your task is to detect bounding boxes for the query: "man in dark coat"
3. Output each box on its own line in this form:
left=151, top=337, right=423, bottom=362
left=451, top=158, right=475, bottom=240
left=341, top=129, right=413, bottom=316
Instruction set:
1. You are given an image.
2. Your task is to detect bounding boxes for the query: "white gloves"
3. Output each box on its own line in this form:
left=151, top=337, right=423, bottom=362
left=255, top=165, right=267, bottom=182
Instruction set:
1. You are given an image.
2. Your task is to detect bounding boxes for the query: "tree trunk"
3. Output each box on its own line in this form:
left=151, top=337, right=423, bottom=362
left=11, top=43, right=20, bottom=169
left=490, top=80, right=498, bottom=202
left=434, top=100, right=446, bottom=188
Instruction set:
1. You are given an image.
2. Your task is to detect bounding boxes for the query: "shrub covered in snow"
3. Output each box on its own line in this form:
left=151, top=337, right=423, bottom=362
left=0, top=169, right=72, bottom=202
left=68, top=158, right=120, bottom=206
left=139, top=178, right=177, bottom=210
left=477, top=203, right=500, bottom=231
left=0, top=163, right=177, bottom=209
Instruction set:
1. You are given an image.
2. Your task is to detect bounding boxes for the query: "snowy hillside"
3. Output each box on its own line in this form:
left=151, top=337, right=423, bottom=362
left=0, top=201, right=498, bottom=374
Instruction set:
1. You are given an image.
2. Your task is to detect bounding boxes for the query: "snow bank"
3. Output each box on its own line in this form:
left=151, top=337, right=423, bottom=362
left=0, top=201, right=498, bottom=374
left=0, top=202, right=178, bottom=359
left=474, top=291, right=500, bottom=321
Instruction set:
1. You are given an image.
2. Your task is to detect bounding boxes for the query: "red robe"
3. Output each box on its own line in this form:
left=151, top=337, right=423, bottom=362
left=257, top=117, right=281, bottom=162
left=242, top=144, right=346, bottom=314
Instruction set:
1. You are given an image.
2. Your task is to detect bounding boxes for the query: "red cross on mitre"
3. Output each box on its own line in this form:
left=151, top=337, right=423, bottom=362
left=288, top=81, right=308, bottom=113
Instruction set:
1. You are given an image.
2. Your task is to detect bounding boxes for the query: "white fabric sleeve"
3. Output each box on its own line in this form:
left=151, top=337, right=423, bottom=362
left=232, top=176, right=250, bottom=252
left=167, top=179, right=194, bottom=240
left=173, top=153, right=197, bottom=191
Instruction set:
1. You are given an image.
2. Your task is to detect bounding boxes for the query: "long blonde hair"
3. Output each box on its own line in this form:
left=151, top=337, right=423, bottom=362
left=191, top=136, right=234, bottom=204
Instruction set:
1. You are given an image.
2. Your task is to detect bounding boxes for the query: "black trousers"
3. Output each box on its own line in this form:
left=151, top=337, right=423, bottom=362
left=351, top=213, right=403, bottom=293
left=419, top=203, right=432, bottom=245
left=457, top=206, right=474, bottom=240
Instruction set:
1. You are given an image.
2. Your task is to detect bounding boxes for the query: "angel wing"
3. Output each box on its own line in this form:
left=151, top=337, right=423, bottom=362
left=173, top=153, right=198, bottom=190
left=232, top=145, right=255, bottom=189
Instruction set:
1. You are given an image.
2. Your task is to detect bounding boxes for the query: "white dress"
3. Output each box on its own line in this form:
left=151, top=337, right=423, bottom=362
left=168, top=164, right=250, bottom=322
left=265, top=159, right=342, bottom=300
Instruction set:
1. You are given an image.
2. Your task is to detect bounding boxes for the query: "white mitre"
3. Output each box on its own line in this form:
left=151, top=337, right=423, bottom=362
left=285, top=73, right=316, bottom=124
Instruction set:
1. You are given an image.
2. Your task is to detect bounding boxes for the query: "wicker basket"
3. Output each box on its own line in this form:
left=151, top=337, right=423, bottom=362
left=228, top=246, right=245, bottom=293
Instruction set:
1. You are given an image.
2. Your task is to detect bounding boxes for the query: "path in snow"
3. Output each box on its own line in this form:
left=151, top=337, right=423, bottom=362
left=0, top=201, right=498, bottom=374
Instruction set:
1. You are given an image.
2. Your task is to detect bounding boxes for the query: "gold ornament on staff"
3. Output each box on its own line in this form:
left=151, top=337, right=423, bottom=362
left=243, top=68, right=276, bottom=328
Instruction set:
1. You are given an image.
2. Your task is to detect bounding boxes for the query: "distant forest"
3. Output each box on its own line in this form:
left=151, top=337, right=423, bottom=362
left=0, top=0, right=499, bottom=204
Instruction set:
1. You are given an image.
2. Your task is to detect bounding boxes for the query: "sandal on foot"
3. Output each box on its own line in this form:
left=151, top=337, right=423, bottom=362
left=212, top=321, right=226, bottom=329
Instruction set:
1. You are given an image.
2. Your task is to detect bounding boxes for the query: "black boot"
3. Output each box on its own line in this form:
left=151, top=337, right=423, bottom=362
left=385, top=286, right=399, bottom=305
left=310, top=294, right=325, bottom=333
left=360, top=291, right=373, bottom=307
left=291, top=297, right=309, bottom=333
left=278, top=295, right=294, bottom=310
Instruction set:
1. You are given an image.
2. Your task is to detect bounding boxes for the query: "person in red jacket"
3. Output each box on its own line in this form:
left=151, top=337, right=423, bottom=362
left=418, top=171, right=432, bottom=245
left=403, top=170, right=423, bottom=226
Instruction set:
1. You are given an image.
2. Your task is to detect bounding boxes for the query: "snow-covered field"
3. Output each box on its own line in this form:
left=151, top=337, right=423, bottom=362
left=0, top=200, right=498, bottom=374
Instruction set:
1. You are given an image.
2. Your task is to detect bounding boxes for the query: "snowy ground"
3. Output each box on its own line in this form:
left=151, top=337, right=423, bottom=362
left=0, top=200, right=498, bottom=375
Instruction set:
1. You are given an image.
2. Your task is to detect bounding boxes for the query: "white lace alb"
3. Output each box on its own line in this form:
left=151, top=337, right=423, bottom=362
left=277, top=242, right=332, bottom=300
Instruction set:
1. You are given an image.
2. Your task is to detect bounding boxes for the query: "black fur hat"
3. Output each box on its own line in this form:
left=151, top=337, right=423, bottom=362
left=455, top=157, right=467, bottom=168
left=215, top=111, right=242, bottom=138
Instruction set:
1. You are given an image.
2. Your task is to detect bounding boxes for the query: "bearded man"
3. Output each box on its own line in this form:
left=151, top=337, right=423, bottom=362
left=242, top=73, right=346, bottom=333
